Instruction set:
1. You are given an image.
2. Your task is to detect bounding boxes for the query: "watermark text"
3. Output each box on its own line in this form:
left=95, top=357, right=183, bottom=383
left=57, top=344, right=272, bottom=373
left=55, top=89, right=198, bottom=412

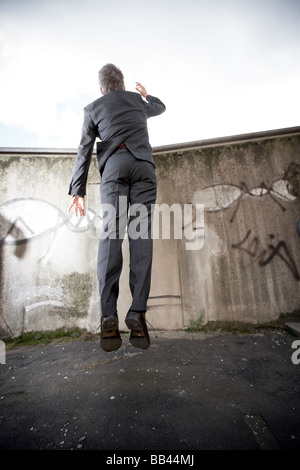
left=97, top=197, right=205, bottom=251
left=291, top=340, right=300, bottom=365
left=0, top=340, right=6, bottom=365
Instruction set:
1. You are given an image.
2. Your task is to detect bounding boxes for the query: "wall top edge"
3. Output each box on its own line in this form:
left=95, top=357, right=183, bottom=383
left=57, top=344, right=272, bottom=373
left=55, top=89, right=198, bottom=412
left=0, top=125, right=300, bottom=156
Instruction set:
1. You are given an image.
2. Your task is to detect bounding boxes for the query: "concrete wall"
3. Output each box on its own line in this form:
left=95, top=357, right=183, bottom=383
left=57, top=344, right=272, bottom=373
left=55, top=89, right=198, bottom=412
left=0, top=127, right=300, bottom=338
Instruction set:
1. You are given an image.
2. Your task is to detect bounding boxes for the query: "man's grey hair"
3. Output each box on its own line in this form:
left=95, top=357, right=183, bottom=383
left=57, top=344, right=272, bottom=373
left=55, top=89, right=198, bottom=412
left=98, top=64, right=125, bottom=94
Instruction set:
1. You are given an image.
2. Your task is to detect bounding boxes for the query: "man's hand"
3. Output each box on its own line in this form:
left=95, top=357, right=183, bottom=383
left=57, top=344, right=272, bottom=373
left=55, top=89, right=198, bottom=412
left=68, top=196, right=85, bottom=216
left=136, top=82, right=148, bottom=98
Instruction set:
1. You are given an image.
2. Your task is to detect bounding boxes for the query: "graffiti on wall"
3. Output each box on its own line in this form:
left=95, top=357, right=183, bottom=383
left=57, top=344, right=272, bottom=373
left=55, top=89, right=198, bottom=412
left=0, top=161, right=299, bottom=337
left=0, top=198, right=101, bottom=335
left=192, top=162, right=300, bottom=280
left=232, top=230, right=300, bottom=280
left=0, top=198, right=98, bottom=247
left=196, top=173, right=297, bottom=222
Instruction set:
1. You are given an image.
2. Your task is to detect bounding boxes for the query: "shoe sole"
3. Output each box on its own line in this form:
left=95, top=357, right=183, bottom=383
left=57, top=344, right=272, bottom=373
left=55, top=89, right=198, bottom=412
left=100, top=317, right=122, bottom=352
left=102, top=316, right=118, bottom=331
left=125, top=317, right=143, bottom=331
left=100, top=335, right=122, bottom=352
left=125, top=316, right=150, bottom=350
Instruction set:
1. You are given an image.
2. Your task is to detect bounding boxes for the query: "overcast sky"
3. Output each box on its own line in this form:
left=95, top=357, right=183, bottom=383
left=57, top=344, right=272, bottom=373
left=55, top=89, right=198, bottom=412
left=0, top=0, right=299, bottom=149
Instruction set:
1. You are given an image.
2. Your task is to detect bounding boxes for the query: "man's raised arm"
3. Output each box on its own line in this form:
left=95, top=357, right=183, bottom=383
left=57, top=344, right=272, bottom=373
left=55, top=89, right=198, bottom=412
left=136, top=82, right=166, bottom=117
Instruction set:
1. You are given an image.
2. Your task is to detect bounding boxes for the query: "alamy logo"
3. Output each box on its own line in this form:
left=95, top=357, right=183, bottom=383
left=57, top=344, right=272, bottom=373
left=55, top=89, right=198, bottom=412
left=0, top=340, right=6, bottom=365
left=97, top=197, right=205, bottom=251
left=291, top=340, right=300, bottom=365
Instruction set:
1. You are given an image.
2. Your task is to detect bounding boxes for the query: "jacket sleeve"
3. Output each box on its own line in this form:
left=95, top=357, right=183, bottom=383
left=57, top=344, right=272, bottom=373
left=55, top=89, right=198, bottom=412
left=145, top=95, right=166, bottom=118
left=68, top=108, right=97, bottom=196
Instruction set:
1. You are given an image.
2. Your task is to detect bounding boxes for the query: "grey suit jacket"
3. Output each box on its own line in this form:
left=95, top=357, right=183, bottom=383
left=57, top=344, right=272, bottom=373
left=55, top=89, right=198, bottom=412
left=68, top=90, right=166, bottom=196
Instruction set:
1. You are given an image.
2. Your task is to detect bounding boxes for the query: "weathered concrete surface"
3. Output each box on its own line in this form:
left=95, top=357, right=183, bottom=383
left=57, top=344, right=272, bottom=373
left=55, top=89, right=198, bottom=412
left=154, top=130, right=300, bottom=328
left=0, top=328, right=299, bottom=450
left=0, top=127, right=299, bottom=337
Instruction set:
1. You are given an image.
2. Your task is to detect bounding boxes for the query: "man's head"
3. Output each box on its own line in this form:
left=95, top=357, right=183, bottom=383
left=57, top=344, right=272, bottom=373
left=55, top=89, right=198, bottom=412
left=98, top=64, right=125, bottom=94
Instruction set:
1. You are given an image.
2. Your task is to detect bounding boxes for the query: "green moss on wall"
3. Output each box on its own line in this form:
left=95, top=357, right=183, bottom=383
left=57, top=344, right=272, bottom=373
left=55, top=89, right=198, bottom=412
left=59, top=272, right=93, bottom=317
left=0, top=156, right=20, bottom=171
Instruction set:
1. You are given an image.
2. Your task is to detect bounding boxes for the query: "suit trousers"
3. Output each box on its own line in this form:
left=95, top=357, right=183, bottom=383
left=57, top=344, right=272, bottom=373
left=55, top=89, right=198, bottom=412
left=97, top=149, right=157, bottom=317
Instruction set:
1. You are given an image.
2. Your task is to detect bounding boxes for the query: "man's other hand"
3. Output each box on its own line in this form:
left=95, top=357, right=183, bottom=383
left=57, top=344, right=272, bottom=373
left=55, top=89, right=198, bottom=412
left=68, top=195, right=85, bottom=216
left=136, top=82, right=148, bottom=98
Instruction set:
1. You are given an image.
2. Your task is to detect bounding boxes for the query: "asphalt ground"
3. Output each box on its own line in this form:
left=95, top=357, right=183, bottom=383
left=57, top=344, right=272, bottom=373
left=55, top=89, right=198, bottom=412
left=0, top=326, right=300, bottom=459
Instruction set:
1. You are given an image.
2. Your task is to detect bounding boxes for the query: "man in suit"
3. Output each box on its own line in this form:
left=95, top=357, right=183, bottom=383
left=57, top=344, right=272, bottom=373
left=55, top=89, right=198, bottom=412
left=68, top=64, right=166, bottom=352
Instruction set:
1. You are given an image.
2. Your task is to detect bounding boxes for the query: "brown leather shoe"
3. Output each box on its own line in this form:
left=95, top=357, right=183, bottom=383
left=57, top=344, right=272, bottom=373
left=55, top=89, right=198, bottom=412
left=100, top=314, right=122, bottom=352
left=125, top=311, right=150, bottom=349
